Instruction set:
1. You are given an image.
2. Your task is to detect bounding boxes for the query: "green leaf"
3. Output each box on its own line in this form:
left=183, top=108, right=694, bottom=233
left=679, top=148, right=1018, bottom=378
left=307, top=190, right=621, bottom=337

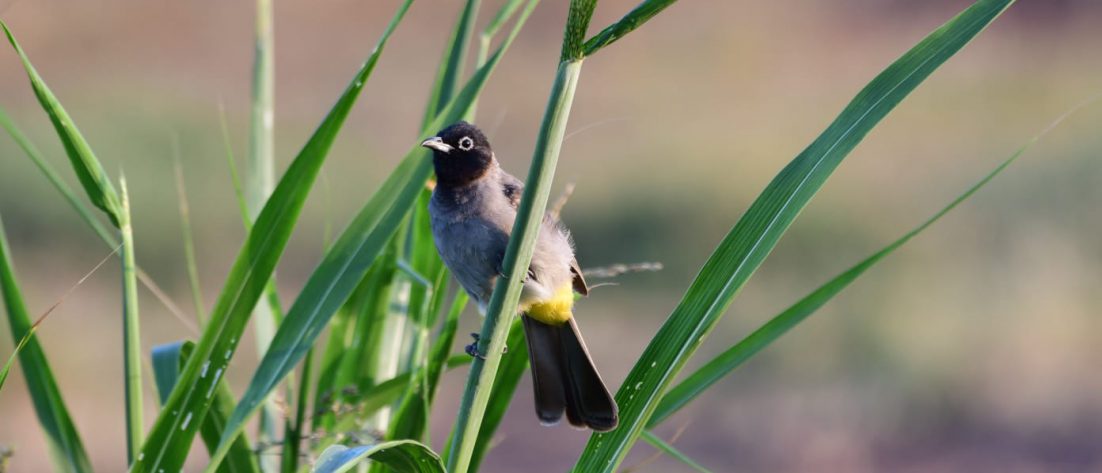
left=215, top=3, right=539, bottom=467
left=582, top=0, right=680, bottom=56
left=640, top=431, right=711, bottom=473
left=131, top=3, right=413, bottom=470
left=1, top=21, right=122, bottom=227
left=0, top=107, right=115, bottom=245
left=573, top=1, right=1015, bottom=470
left=421, top=0, right=481, bottom=129
left=0, top=214, right=92, bottom=473
left=649, top=101, right=1079, bottom=427
left=312, top=441, right=444, bottom=473
left=151, top=342, right=261, bottom=473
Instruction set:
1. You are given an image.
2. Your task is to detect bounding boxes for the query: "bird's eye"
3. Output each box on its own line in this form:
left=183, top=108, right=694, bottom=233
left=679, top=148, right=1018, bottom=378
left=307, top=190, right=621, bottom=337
left=458, top=136, right=474, bottom=151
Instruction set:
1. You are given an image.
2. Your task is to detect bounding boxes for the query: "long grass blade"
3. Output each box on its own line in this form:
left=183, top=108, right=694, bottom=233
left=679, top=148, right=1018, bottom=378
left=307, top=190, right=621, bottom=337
left=421, top=0, right=481, bottom=129
left=649, top=99, right=1092, bottom=427
left=0, top=108, right=195, bottom=333
left=0, top=107, right=115, bottom=245
left=118, top=176, right=143, bottom=463
left=313, top=441, right=444, bottom=473
left=0, top=214, right=92, bottom=472
left=151, top=342, right=262, bottom=473
left=131, top=4, right=413, bottom=470
left=639, top=431, right=711, bottom=473
left=215, top=3, right=539, bottom=467
left=173, top=156, right=206, bottom=324
left=573, top=1, right=1015, bottom=470
left=1, top=21, right=122, bottom=226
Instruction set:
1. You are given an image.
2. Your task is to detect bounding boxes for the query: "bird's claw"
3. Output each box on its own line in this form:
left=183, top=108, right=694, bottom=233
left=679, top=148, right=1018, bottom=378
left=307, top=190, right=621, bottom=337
left=465, top=332, right=507, bottom=359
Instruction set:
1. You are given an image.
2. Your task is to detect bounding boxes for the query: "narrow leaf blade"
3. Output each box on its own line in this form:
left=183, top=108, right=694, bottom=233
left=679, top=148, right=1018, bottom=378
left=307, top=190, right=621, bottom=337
left=573, top=1, right=1015, bottom=470
left=313, top=441, right=444, bottom=473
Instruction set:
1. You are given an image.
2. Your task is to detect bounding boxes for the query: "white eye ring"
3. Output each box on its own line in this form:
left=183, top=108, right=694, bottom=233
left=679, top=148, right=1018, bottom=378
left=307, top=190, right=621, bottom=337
left=458, top=136, right=474, bottom=151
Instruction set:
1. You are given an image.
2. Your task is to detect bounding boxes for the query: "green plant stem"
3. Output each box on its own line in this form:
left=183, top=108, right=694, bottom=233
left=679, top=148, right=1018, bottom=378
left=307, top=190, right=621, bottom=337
left=119, top=176, right=143, bottom=463
left=446, top=58, right=583, bottom=473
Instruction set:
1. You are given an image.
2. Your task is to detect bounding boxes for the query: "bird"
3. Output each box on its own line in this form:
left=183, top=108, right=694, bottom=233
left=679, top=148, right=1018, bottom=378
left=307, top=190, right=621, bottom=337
left=421, top=121, right=618, bottom=432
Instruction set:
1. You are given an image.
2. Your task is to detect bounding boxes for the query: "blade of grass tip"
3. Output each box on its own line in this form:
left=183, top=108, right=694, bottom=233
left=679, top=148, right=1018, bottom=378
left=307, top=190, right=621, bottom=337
left=468, top=0, right=528, bottom=120
left=1, top=24, right=197, bottom=334
left=421, top=0, right=481, bottom=129
left=218, top=101, right=252, bottom=228
left=133, top=3, right=413, bottom=470
left=119, top=175, right=143, bottom=463
left=638, top=431, right=711, bottom=473
left=174, top=154, right=206, bottom=325
left=582, top=0, right=680, bottom=56
left=151, top=341, right=262, bottom=473
left=0, top=214, right=93, bottom=472
left=649, top=96, right=1098, bottom=428
left=247, top=0, right=282, bottom=463
left=313, top=440, right=444, bottom=473
left=574, top=1, right=1016, bottom=470
left=214, top=2, right=540, bottom=467
left=1, top=21, right=122, bottom=226
left=447, top=3, right=589, bottom=472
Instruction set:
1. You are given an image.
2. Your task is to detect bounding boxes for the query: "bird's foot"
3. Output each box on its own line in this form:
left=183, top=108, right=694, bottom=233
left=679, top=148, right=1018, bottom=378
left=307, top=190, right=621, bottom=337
left=465, top=332, right=507, bottom=359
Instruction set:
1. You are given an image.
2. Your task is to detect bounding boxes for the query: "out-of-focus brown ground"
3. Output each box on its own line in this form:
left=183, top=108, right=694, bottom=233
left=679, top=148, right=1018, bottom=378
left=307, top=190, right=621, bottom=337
left=1, top=1, right=1101, bottom=471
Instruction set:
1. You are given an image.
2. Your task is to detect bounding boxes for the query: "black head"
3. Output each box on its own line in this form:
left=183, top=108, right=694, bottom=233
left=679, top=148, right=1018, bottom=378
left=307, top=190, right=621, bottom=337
left=421, top=121, right=494, bottom=186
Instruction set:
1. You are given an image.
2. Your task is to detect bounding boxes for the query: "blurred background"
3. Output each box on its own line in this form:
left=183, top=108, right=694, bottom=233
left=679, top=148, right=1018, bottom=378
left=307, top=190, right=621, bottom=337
left=1, top=0, right=1101, bottom=471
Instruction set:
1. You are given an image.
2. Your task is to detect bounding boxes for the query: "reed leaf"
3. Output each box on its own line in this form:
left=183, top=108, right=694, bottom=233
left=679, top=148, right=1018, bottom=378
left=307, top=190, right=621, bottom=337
left=313, top=441, right=443, bottom=473
left=573, top=1, right=1015, bottom=470
left=0, top=215, right=92, bottom=473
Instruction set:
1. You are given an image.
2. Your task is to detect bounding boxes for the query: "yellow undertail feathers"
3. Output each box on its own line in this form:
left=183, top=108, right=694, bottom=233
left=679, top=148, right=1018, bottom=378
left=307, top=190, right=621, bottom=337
left=521, top=284, right=575, bottom=325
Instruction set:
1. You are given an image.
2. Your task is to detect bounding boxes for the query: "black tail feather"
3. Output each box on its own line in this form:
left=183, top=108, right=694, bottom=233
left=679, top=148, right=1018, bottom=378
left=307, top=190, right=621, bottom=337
left=521, top=315, right=618, bottom=431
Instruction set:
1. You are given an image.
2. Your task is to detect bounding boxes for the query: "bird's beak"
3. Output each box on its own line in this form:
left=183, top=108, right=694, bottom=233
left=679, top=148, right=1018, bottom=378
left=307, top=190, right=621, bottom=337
left=421, top=136, right=453, bottom=154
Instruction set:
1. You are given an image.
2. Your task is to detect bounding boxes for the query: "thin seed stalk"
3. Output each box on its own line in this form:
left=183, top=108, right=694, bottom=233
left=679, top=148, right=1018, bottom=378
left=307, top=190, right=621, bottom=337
left=119, top=178, right=142, bottom=463
left=446, top=59, right=583, bottom=473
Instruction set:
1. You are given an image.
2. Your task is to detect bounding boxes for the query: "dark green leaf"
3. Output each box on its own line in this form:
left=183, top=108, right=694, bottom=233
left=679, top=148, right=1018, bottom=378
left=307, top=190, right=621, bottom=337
left=574, top=1, right=1016, bottom=470
left=0, top=215, right=92, bottom=473
left=1, top=21, right=122, bottom=226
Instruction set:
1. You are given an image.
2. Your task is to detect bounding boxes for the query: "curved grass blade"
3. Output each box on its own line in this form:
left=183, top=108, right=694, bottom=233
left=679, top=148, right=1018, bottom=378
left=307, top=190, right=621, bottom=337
left=313, top=441, right=443, bottom=473
left=215, top=4, right=539, bottom=467
left=151, top=342, right=261, bottom=473
left=582, top=0, right=680, bottom=56
left=0, top=107, right=115, bottom=245
left=639, top=431, right=711, bottom=473
left=574, top=1, right=1015, bottom=470
left=0, top=215, right=92, bottom=473
left=0, top=322, right=34, bottom=392
left=649, top=99, right=1091, bottom=427
left=1, top=21, right=121, bottom=226
left=131, top=5, right=413, bottom=471
left=421, top=0, right=480, bottom=129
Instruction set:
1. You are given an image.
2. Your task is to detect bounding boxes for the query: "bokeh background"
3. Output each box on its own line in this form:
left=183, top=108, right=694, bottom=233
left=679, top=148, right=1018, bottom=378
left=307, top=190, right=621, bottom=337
left=2, top=0, right=1101, bottom=471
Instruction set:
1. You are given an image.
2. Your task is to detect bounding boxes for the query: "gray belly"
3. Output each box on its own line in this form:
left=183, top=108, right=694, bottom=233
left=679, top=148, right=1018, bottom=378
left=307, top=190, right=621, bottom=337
left=431, top=215, right=509, bottom=306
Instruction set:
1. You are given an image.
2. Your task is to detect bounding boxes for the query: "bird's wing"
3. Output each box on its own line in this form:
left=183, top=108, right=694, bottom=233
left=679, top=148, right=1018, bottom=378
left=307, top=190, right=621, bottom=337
left=500, top=171, right=589, bottom=296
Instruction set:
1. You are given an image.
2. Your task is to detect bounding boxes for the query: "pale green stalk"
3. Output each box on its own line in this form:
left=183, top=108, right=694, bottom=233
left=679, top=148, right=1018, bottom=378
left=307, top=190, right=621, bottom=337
left=447, top=57, right=585, bottom=473
left=119, top=176, right=142, bottom=463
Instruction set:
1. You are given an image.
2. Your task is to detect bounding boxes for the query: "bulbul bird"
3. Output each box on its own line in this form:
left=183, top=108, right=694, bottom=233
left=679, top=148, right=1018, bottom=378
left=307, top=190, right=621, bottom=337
left=421, top=121, right=618, bottom=432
